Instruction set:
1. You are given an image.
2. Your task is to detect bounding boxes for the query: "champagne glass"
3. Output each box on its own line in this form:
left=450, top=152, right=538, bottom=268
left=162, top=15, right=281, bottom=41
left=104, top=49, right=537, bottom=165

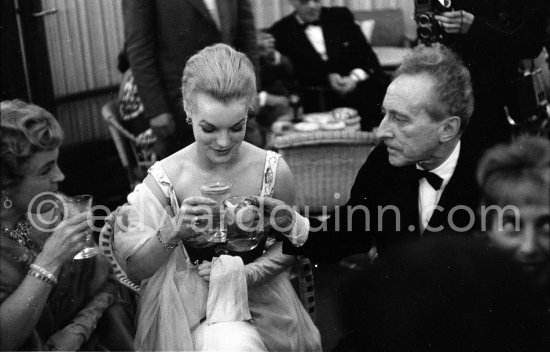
left=63, top=194, right=99, bottom=260
left=199, top=181, right=232, bottom=243
left=223, top=196, right=261, bottom=252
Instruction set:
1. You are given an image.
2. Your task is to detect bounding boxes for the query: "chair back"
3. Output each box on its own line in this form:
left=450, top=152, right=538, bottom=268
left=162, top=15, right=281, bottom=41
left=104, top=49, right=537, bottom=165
left=98, top=208, right=141, bottom=295
left=101, top=100, right=155, bottom=188
left=294, top=256, right=316, bottom=322
left=354, top=9, right=406, bottom=47
left=274, top=130, right=378, bottom=214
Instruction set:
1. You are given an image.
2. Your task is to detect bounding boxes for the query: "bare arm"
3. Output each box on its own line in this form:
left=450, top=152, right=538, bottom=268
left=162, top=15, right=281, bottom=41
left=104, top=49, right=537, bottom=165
left=244, top=157, right=296, bottom=287
left=0, top=214, right=89, bottom=350
left=123, top=175, right=215, bottom=283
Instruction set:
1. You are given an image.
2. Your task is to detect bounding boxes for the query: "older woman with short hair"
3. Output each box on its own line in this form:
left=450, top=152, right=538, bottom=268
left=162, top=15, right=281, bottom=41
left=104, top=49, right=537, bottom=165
left=114, top=44, right=321, bottom=351
left=0, top=100, right=132, bottom=351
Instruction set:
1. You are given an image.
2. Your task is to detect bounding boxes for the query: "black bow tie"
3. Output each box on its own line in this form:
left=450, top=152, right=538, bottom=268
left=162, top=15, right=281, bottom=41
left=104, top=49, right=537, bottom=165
left=300, top=20, right=321, bottom=29
left=416, top=169, right=443, bottom=190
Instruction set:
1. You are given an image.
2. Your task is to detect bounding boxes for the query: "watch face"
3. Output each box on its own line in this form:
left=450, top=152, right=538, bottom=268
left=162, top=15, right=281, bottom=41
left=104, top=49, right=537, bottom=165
left=438, top=0, right=452, bottom=8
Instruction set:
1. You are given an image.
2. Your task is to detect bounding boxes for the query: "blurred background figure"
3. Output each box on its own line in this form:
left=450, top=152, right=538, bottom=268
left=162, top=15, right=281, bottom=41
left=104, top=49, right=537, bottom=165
left=477, top=135, right=549, bottom=289
left=336, top=236, right=548, bottom=352
left=415, top=0, right=548, bottom=155
left=255, top=29, right=294, bottom=138
left=0, top=100, right=134, bottom=351
left=270, top=0, right=388, bottom=130
left=122, top=0, right=258, bottom=158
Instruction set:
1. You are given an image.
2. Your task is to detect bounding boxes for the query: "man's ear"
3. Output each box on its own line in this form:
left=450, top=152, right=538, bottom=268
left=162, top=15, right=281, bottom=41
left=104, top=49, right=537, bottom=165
left=439, top=116, right=461, bottom=143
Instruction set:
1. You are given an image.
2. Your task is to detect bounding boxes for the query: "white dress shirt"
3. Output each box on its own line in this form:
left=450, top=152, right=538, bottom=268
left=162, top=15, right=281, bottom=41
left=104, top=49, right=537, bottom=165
left=417, top=141, right=461, bottom=233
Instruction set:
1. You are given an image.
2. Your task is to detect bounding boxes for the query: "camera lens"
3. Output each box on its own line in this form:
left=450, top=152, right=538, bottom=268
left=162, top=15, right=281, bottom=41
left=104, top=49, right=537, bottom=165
left=418, top=26, right=433, bottom=39
left=417, top=14, right=431, bottom=25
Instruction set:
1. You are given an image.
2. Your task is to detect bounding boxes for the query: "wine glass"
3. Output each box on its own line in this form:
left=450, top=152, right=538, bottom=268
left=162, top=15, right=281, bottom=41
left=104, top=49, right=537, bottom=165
left=62, top=194, right=99, bottom=260
left=223, top=196, right=262, bottom=252
left=199, top=181, right=232, bottom=243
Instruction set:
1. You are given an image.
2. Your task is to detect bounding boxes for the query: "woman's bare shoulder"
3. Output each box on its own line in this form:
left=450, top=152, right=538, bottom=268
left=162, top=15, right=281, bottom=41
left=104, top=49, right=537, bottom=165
left=240, top=142, right=267, bottom=166
left=159, top=144, right=196, bottom=180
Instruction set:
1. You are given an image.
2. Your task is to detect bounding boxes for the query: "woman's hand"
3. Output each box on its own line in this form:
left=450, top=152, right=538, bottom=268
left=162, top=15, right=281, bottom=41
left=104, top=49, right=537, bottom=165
left=34, top=212, right=91, bottom=273
left=197, top=261, right=212, bottom=282
left=165, top=196, right=217, bottom=245
left=435, top=10, right=474, bottom=35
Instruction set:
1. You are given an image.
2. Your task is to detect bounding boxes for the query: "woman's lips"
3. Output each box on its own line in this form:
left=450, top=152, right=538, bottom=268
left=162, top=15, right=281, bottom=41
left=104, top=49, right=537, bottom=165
left=213, top=147, right=231, bottom=156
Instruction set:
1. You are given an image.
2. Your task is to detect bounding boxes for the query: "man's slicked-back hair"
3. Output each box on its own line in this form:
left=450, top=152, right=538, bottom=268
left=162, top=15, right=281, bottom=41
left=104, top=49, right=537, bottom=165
left=181, top=43, right=257, bottom=115
left=394, top=44, right=474, bottom=133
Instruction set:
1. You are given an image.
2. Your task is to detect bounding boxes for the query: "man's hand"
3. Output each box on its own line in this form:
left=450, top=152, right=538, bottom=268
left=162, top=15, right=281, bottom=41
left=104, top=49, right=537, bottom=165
left=435, top=10, right=474, bottom=35
left=149, top=112, right=176, bottom=138
left=339, top=76, right=358, bottom=95
left=258, top=32, right=278, bottom=63
left=249, top=196, right=296, bottom=237
left=328, top=73, right=346, bottom=95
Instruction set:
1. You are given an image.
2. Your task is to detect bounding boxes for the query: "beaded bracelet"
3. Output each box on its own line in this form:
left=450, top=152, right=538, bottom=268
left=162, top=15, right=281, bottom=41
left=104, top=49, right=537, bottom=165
left=156, top=230, right=179, bottom=250
left=28, top=265, right=58, bottom=286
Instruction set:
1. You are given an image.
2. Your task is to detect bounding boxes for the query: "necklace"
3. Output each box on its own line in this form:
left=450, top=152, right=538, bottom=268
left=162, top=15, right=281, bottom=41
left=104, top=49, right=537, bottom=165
left=0, top=216, right=37, bottom=249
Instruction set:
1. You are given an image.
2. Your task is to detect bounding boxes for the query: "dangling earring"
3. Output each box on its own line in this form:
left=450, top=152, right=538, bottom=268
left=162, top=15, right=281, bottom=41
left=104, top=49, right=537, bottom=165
left=186, top=116, right=192, bottom=125
left=1, top=191, right=13, bottom=209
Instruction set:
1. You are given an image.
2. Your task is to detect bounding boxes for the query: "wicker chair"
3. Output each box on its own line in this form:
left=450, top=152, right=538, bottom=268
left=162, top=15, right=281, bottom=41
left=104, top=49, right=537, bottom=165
left=101, top=100, right=156, bottom=189
left=98, top=208, right=141, bottom=295
left=273, top=130, right=379, bottom=214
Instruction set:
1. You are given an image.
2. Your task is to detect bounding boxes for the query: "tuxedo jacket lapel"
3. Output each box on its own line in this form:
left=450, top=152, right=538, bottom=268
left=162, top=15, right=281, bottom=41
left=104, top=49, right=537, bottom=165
left=186, top=0, right=219, bottom=31
left=425, top=144, right=477, bottom=233
left=216, top=0, right=230, bottom=40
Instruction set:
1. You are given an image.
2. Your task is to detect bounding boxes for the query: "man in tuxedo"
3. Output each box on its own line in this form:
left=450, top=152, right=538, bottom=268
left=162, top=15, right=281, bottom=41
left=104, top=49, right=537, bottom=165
left=122, top=0, right=257, bottom=157
left=259, top=44, right=480, bottom=262
left=269, top=0, right=387, bottom=130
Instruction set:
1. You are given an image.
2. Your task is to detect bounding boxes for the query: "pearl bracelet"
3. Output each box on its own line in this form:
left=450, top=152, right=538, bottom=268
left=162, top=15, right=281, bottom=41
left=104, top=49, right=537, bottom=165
left=156, top=230, right=179, bottom=250
left=28, top=264, right=58, bottom=286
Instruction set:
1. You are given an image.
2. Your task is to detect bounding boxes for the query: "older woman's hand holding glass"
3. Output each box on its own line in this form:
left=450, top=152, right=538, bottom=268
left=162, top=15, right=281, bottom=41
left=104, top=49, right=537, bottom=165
left=0, top=100, right=133, bottom=351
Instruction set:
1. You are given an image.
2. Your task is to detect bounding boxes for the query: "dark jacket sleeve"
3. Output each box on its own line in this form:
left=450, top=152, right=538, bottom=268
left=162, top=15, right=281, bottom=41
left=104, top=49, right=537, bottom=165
left=283, top=147, right=385, bottom=262
left=463, top=0, right=546, bottom=58
left=236, top=0, right=260, bottom=89
left=122, top=0, right=170, bottom=119
left=327, top=7, right=383, bottom=77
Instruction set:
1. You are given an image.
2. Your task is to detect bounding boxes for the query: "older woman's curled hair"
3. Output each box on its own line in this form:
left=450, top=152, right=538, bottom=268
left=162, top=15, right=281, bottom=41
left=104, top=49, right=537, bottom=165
left=1, top=100, right=63, bottom=189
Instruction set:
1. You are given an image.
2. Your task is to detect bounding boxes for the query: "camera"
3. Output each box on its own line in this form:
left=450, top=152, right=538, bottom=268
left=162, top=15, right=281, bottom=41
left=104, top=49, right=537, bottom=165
left=414, top=0, right=452, bottom=45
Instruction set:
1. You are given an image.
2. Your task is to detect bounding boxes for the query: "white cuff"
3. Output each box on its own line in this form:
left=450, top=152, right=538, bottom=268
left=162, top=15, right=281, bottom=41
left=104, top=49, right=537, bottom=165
left=258, top=91, right=268, bottom=107
left=350, top=68, right=368, bottom=82
left=289, top=212, right=309, bottom=247
left=271, top=50, right=281, bottom=65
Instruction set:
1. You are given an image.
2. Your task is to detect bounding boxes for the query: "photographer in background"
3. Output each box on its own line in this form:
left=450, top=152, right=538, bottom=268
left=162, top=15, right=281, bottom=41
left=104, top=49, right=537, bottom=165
left=428, top=0, right=547, bottom=156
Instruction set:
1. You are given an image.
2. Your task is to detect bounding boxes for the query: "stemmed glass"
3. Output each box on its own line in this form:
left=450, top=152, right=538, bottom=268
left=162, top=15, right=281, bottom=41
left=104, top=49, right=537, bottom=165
left=62, top=194, right=99, bottom=260
left=199, top=181, right=232, bottom=243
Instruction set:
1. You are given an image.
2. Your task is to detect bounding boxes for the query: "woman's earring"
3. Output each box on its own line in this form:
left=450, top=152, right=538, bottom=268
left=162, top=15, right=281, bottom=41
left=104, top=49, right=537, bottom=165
left=1, top=191, right=13, bottom=209
left=186, top=116, right=192, bottom=125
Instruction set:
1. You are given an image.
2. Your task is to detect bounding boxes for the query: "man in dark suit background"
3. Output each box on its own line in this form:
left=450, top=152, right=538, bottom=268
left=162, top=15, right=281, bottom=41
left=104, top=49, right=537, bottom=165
left=258, top=44, right=479, bottom=262
left=269, top=0, right=387, bottom=130
left=122, top=0, right=257, bottom=157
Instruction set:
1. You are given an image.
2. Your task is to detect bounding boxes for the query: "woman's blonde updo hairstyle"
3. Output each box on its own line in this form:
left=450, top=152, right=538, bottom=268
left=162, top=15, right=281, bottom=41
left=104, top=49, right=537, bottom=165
left=181, top=44, right=257, bottom=121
